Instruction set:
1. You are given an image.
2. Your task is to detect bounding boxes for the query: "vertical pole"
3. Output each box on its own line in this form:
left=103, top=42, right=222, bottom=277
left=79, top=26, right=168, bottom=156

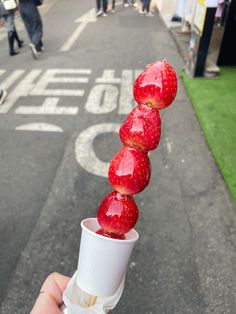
left=194, top=7, right=216, bottom=76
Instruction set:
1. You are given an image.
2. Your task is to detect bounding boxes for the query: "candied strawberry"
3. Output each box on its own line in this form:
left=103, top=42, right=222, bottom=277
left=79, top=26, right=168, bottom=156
left=97, top=191, right=139, bottom=238
left=108, top=146, right=151, bottom=195
left=133, top=59, right=177, bottom=109
left=119, top=104, right=161, bottom=152
left=96, top=228, right=126, bottom=240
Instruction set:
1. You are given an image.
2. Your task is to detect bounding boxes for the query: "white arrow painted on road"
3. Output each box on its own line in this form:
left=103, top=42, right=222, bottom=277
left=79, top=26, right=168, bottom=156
left=60, top=9, right=96, bottom=52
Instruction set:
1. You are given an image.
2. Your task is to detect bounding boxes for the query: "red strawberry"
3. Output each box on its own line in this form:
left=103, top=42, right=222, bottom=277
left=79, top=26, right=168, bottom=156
left=133, top=59, right=177, bottom=110
left=97, top=191, right=139, bottom=238
left=119, top=104, right=161, bottom=152
left=108, top=146, right=151, bottom=195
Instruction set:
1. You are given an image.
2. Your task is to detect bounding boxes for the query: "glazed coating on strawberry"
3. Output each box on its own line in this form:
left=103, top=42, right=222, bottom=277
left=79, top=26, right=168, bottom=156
left=97, top=191, right=139, bottom=239
left=108, top=146, right=151, bottom=195
left=96, top=60, right=177, bottom=240
left=133, top=60, right=177, bottom=110
left=119, top=104, right=161, bottom=152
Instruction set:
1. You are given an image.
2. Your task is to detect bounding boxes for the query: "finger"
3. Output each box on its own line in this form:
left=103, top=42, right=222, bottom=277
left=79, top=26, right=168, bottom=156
left=30, top=273, right=70, bottom=314
left=30, top=291, right=61, bottom=314
left=40, top=272, right=70, bottom=304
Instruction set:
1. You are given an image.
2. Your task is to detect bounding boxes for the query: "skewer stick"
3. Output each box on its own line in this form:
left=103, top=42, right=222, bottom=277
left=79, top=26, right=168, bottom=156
left=88, top=295, right=97, bottom=307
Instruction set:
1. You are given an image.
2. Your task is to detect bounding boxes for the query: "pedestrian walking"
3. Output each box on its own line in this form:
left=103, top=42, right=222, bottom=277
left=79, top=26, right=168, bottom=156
left=18, top=0, right=44, bottom=59
left=96, top=0, right=108, bottom=17
left=140, top=0, right=154, bottom=16
left=129, top=0, right=138, bottom=7
left=0, top=0, right=24, bottom=56
left=123, top=0, right=129, bottom=7
left=111, top=0, right=116, bottom=13
left=0, top=87, right=7, bottom=106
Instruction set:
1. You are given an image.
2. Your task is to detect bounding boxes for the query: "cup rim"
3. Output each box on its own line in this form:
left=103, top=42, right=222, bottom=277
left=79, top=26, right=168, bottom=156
left=81, top=218, right=139, bottom=244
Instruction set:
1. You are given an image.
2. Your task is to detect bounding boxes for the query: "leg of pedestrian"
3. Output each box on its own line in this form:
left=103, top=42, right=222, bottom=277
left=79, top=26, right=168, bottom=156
left=13, top=26, right=24, bottom=48
left=102, top=0, right=108, bottom=16
left=139, top=0, right=146, bottom=14
left=0, top=88, right=7, bottom=106
left=18, top=1, right=43, bottom=59
left=146, top=0, right=154, bottom=17
left=111, top=0, right=115, bottom=12
left=5, top=12, right=19, bottom=56
left=96, top=0, right=103, bottom=16
left=124, top=0, right=129, bottom=8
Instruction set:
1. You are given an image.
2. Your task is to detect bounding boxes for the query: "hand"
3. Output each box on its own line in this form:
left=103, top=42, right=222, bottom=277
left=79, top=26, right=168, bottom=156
left=30, top=272, right=70, bottom=314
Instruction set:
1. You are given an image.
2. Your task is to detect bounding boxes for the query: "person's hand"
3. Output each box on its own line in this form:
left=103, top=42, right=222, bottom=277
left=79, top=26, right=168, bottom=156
left=30, top=272, right=70, bottom=314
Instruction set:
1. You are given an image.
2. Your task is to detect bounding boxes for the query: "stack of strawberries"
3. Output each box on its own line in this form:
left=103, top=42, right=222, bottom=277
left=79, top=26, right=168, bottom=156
left=96, top=60, right=177, bottom=240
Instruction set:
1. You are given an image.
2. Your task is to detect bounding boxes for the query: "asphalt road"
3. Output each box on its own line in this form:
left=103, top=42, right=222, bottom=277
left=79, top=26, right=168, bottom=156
left=0, top=1, right=236, bottom=313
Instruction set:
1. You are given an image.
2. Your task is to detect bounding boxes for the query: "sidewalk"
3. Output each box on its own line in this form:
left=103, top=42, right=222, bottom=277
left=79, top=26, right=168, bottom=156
left=170, top=25, right=223, bottom=75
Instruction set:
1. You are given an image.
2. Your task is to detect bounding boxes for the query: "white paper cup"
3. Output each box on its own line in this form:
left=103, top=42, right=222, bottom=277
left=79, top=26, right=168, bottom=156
left=76, top=218, right=139, bottom=297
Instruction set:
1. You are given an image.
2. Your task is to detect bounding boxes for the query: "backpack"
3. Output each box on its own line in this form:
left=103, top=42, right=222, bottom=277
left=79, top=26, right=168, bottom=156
left=1, top=0, right=17, bottom=10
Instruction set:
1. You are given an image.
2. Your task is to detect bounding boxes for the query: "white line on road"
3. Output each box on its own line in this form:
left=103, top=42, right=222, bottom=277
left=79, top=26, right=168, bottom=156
left=60, top=9, right=96, bottom=52
left=0, top=70, right=6, bottom=77
left=0, top=70, right=42, bottom=114
left=1, top=70, right=25, bottom=89
left=75, top=123, right=120, bottom=177
left=15, top=123, right=63, bottom=132
left=15, top=97, right=78, bottom=115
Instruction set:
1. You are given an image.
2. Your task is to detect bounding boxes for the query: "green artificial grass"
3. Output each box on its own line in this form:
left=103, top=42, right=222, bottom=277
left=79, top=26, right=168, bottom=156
left=181, top=67, right=236, bottom=205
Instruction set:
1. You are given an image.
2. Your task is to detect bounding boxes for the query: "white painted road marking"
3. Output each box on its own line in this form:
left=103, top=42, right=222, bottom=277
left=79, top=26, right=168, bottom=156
left=0, top=68, right=140, bottom=115
left=15, top=97, right=78, bottom=115
left=0, top=70, right=6, bottom=77
left=60, top=9, right=96, bottom=52
left=15, top=123, right=63, bottom=132
left=30, top=69, right=90, bottom=96
left=85, top=85, right=118, bottom=114
left=119, top=70, right=135, bottom=114
left=75, top=123, right=120, bottom=177
left=96, top=70, right=121, bottom=84
left=0, top=68, right=142, bottom=177
left=1, top=70, right=25, bottom=89
left=0, top=70, right=42, bottom=114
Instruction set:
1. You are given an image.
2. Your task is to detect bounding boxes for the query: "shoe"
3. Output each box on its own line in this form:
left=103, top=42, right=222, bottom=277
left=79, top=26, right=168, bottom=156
left=132, top=2, right=138, bottom=7
left=111, top=9, right=115, bottom=13
left=8, top=31, right=19, bottom=56
left=38, top=40, right=45, bottom=52
left=13, top=28, right=24, bottom=48
left=103, top=12, right=108, bottom=17
left=96, top=9, right=103, bottom=17
left=10, top=51, right=19, bottom=56
left=18, top=40, right=24, bottom=48
left=124, top=3, right=129, bottom=7
left=0, top=89, right=7, bottom=106
left=29, top=43, right=40, bottom=59
left=139, top=9, right=146, bottom=15
left=38, top=44, right=45, bottom=52
left=146, top=12, right=154, bottom=17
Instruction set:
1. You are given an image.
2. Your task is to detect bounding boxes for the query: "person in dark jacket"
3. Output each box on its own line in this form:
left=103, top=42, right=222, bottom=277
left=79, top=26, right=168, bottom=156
left=0, top=2, right=24, bottom=56
left=18, top=0, right=44, bottom=59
